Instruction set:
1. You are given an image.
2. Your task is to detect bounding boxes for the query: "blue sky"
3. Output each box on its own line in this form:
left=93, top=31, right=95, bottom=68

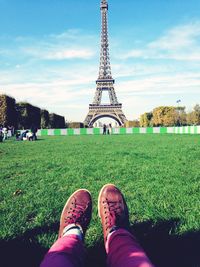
left=0, top=0, right=200, bottom=122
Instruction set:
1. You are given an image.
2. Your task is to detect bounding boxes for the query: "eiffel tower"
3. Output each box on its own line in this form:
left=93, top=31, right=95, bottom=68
left=84, top=0, right=127, bottom=127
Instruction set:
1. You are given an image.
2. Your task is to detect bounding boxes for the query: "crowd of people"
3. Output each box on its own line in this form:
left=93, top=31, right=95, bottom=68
left=16, top=125, right=38, bottom=141
left=0, top=124, right=38, bottom=142
left=1, top=123, right=114, bottom=142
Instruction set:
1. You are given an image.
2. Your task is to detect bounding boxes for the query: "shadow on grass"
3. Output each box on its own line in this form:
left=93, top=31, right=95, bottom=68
left=0, top=222, right=59, bottom=267
left=1, top=219, right=199, bottom=267
left=131, top=220, right=200, bottom=267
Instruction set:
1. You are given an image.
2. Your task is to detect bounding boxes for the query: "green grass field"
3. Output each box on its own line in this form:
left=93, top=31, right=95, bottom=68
left=0, top=134, right=200, bottom=267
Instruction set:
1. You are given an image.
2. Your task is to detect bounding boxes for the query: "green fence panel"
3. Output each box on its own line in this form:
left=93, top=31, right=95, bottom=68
left=133, top=128, right=140, bottom=133
left=147, top=127, right=153, bottom=133
left=41, top=129, right=48, bottom=136
left=54, top=129, right=61, bottom=135
left=67, top=129, right=74, bottom=135
left=38, top=126, right=199, bottom=136
left=120, top=128, right=126, bottom=134
left=93, top=128, right=100, bottom=135
left=160, top=127, right=167, bottom=134
left=80, top=128, right=87, bottom=135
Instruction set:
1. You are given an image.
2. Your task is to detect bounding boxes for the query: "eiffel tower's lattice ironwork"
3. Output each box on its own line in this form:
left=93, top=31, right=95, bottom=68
left=84, top=0, right=127, bottom=127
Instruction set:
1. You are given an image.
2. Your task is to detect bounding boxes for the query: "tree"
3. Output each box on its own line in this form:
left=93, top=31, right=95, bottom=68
left=49, top=113, right=65, bottom=128
left=140, top=104, right=199, bottom=127
left=152, top=107, right=163, bottom=126
left=186, top=112, right=195, bottom=125
left=0, top=94, right=17, bottom=127
left=152, top=106, right=186, bottom=126
left=16, top=102, right=41, bottom=129
left=140, top=112, right=153, bottom=127
left=193, top=104, right=200, bottom=125
left=67, top=122, right=84, bottom=128
left=40, top=109, right=49, bottom=129
left=175, top=106, right=187, bottom=126
left=186, top=104, right=200, bottom=125
left=125, top=120, right=140, bottom=127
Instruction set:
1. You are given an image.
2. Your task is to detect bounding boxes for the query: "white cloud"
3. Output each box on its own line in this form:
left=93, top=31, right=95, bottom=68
left=1, top=29, right=97, bottom=61
left=122, top=21, right=200, bottom=61
left=44, top=49, right=94, bottom=60
left=116, top=72, right=200, bottom=96
left=22, top=46, right=95, bottom=60
left=149, top=22, right=200, bottom=50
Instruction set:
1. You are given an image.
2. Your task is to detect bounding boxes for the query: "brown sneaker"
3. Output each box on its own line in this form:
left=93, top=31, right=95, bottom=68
left=98, top=184, right=129, bottom=244
left=58, top=189, right=92, bottom=238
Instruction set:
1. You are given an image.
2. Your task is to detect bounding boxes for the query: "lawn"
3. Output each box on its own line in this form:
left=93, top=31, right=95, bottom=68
left=0, top=134, right=200, bottom=267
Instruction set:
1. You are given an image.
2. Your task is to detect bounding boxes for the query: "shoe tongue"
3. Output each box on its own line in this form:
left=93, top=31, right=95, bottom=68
left=73, top=196, right=83, bottom=206
left=74, top=198, right=88, bottom=210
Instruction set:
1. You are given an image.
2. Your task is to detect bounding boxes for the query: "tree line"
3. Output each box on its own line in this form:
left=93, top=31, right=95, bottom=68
left=140, top=105, right=200, bottom=127
left=0, top=94, right=66, bottom=129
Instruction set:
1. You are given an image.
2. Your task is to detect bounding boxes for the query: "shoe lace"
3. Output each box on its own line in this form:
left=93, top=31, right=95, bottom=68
left=104, top=200, right=122, bottom=231
left=65, top=202, right=86, bottom=225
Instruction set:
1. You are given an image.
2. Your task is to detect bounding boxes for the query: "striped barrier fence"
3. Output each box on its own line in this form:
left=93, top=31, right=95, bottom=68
left=33, top=126, right=200, bottom=136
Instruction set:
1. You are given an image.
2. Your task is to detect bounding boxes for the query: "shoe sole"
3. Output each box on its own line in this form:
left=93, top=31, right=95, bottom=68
left=98, top=183, right=117, bottom=217
left=59, top=188, right=91, bottom=236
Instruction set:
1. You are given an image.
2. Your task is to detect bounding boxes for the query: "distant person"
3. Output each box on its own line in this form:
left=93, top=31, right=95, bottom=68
left=15, top=131, right=21, bottom=140
left=103, top=124, right=107, bottom=135
left=2, top=126, right=8, bottom=141
left=8, top=125, right=15, bottom=137
left=40, top=184, right=154, bottom=267
left=107, top=125, right=110, bottom=135
left=11, top=126, right=15, bottom=136
left=107, top=124, right=112, bottom=135
left=7, top=126, right=12, bottom=138
left=109, top=123, right=112, bottom=135
left=31, top=124, right=38, bottom=140
left=0, top=126, right=3, bottom=142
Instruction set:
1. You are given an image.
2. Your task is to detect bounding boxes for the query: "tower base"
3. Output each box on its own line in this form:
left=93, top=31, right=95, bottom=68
left=84, top=104, right=127, bottom=127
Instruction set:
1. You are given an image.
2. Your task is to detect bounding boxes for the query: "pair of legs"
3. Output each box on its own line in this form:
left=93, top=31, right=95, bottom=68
left=40, top=184, right=154, bottom=267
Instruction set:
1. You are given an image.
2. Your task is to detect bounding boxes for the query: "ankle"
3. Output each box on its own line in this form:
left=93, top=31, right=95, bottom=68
left=62, top=223, right=84, bottom=240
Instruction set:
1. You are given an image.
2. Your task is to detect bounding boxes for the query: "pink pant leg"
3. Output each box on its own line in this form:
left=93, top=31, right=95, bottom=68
left=40, top=234, right=85, bottom=267
left=106, top=229, right=154, bottom=267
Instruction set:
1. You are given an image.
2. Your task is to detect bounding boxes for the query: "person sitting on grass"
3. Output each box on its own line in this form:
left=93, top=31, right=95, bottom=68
left=26, top=131, right=32, bottom=141
left=16, top=130, right=29, bottom=141
left=16, top=130, right=36, bottom=141
left=40, top=184, right=154, bottom=267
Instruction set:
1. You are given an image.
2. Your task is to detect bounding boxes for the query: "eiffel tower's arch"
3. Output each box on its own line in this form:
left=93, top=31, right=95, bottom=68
left=89, top=114, right=122, bottom=127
